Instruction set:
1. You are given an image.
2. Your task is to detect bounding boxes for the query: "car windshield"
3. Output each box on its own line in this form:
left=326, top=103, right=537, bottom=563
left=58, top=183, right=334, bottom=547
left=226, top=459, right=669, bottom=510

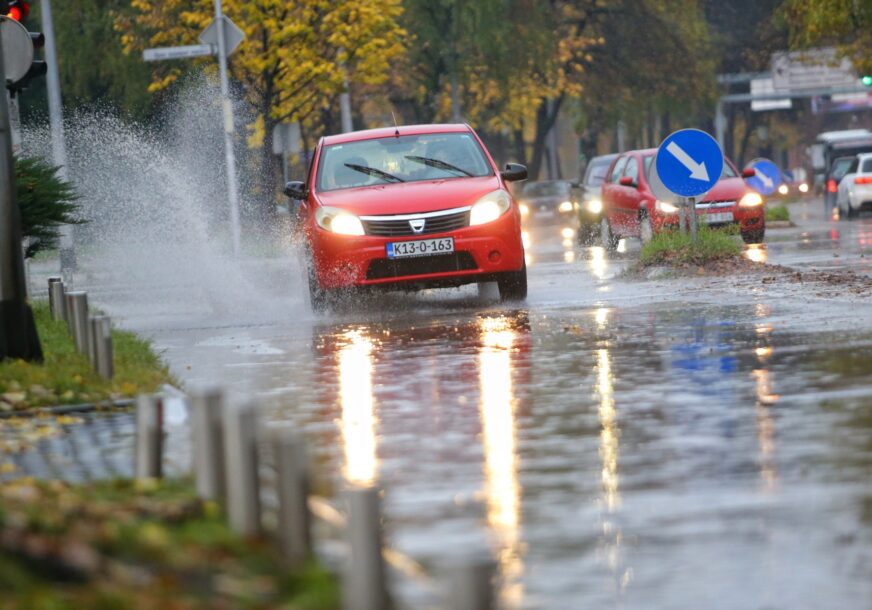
left=584, top=158, right=613, bottom=186
left=643, top=154, right=738, bottom=179
left=316, top=132, right=493, bottom=191
left=523, top=181, right=570, bottom=197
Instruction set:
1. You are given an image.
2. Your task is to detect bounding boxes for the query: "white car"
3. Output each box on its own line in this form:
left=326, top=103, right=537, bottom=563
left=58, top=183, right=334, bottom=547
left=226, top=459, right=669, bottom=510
left=836, top=153, right=872, bottom=219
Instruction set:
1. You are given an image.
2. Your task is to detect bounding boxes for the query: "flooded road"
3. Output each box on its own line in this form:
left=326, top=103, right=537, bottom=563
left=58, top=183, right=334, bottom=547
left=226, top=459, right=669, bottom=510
left=24, top=196, right=872, bottom=609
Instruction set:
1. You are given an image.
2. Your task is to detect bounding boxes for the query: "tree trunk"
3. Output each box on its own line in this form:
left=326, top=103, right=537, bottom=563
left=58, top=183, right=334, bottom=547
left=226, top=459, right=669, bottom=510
left=528, top=96, right=564, bottom=181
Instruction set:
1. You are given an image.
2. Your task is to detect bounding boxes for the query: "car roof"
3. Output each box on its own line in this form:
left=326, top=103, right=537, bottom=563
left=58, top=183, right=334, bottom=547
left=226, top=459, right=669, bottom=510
left=590, top=153, right=619, bottom=162
left=322, top=123, right=472, bottom=146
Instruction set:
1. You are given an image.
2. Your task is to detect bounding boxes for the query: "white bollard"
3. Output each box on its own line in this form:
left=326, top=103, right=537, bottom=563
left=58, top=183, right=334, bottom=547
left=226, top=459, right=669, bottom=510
left=445, top=553, right=497, bottom=610
left=135, top=394, right=163, bottom=479
left=223, top=402, right=261, bottom=537
left=271, top=426, right=312, bottom=565
left=342, top=485, right=389, bottom=610
left=190, top=388, right=226, bottom=502
left=47, top=277, right=64, bottom=320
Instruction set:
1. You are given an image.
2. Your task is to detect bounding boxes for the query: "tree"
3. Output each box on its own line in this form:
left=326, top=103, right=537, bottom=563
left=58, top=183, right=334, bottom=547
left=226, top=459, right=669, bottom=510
left=783, top=0, right=872, bottom=74
left=15, top=156, right=82, bottom=257
left=117, top=0, right=405, bottom=207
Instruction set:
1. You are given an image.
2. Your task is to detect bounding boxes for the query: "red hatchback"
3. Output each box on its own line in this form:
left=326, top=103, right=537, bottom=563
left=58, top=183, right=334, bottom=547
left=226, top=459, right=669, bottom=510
left=599, top=148, right=766, bottom=247
left=284, top=124, right=528, bottom=311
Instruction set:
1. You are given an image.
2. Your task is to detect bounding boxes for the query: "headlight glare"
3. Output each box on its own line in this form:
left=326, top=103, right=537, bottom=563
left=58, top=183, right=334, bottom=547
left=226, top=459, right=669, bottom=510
left=777, top=184, right=789, bottom=195
left=655, top=200, right=679, bottom=214
left=470, top=190, right=511, bottom=226
left=315, top=206, right=365, bottom=235
left=519, top=202, right=530, bottom=217
left=740, top=192, right=764, bottom=207
left=586, top=199, right=603, bottom=214
left=559, top=200, right=574, bottom=213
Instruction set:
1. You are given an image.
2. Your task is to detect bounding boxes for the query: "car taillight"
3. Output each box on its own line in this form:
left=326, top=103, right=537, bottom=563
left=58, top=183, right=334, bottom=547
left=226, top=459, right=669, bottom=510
left=827, top=179, right=838, bottom=192
left=855, top=176, right=872, bottom=185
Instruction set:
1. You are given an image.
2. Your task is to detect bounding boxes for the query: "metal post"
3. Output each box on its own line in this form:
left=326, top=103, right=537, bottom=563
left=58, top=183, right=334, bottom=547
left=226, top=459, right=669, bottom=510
left=678, top=199, right=687, bottom=235
left=223, top=402, right=261, bottom=536
left=88, top=315, right=98, bottom=366
left=446, top=554, right=497, bottom=610
left=689, top=196, right=698, bottom=244
left=40, top=0, right=76, bottom=277
left=190, top=388, right=226, bottom=502
left=47, top=277, right=64, bottom=320
left=0, top=41, right=43, bottom=362
left=64, top=291, right=74, bottom=331
left=271, top=427, right=312, bottom=565
left=135, top=394, right=163, bottom=479
left=342, top=485, right=389, bottom=610
left=92, top=316, right=113, bottom=379
left=67, top=291, right=89, bottom=354
left=213, top=0, right=242, bottom=257
left=715, top=99, right=727, bottom=150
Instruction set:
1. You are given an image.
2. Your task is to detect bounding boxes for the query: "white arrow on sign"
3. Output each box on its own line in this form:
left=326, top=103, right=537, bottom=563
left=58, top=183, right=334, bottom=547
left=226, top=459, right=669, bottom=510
left=666, top=141, right=710, bottom=182
left=143, top=44, right=215, bottom=62
left=755, top=168, right=774, bottom=189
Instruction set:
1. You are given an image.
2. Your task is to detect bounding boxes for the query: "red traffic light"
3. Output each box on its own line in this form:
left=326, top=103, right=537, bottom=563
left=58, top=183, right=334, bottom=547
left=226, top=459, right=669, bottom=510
left=4, top=0, right=29, bottom=21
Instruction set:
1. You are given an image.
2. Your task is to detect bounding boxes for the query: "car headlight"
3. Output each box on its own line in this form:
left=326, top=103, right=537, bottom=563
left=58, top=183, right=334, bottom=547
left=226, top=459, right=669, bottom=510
left=519, top=202, right=530, bottom=217
left=586, top=199, right=603, bottom=214
left=559, top=200, right=574, bottom=213
left=655, top=200, right=679, bottom=214
left=470, top=189, right=511, bottom=226
left=739, top=192, right=764, bottom=207
left=315, top=206, right=365, bottom=235
left=798, top=183, right=809, bottom=193
left=777, top=184, right=789, bottom=195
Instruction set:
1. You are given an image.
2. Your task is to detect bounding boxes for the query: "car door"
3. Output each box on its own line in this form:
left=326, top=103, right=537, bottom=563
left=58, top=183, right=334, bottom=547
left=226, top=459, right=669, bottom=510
left=838, top=157, right=859, bottom=211
left=602, top=155, right=628, bottom=229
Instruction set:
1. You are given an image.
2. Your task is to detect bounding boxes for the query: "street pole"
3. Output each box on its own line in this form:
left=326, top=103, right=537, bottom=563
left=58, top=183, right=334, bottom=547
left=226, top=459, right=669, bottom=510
left=213, top=0, right=242, bottom=257
left=40, top=0, right=75, bottom=278
left=689, top=196, right=698, bottom=244
left=339, top=50, right=353, bottom=133
left=0, top=43, right=43, bottom=361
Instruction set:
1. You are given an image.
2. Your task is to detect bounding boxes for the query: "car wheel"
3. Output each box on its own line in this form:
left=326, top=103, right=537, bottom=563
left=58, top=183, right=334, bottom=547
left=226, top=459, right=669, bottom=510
left=847, top=202, right=858, bottom=220
left=600, top=217, right=618, bottom=251
left=498, top=261, right=527, bottom=302
left=741, top=229, right=765, bottom=244
left=640, top=213, right=654, bottom=245
left=576, top=223, right=595, bottom=245
left=307, top=266, right=331, bottom=313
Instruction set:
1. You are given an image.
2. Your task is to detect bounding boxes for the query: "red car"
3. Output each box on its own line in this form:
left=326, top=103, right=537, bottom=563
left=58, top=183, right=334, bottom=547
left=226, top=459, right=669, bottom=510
left=284, top=124, right=528, bottom=311
left=599, top=148, right=765, bottom=247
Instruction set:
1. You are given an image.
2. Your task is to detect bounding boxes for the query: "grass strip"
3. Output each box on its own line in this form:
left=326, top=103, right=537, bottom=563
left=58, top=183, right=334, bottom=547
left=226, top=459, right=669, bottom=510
left=639, top=225, right=741, bottom=267
left=0, top=477, right=338, bottom=610
left=765, top=204, right=790, bottom=222
left=0, top=302, right=174, bottom=412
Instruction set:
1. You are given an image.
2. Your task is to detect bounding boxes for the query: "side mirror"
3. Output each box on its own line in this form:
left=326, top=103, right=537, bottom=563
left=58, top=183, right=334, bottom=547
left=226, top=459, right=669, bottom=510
left=741, top=168, right=756, bottom=179
left=501, top=163, right=528, bottom=182
left=284, top=180, right=307, bottom=200
left=619, top=176, right=637, bottom=187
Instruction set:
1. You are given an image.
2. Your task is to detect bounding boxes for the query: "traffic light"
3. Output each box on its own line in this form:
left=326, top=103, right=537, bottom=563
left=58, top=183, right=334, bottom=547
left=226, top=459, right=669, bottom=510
left=862, top=75, right=872, bottom=87
left=2, top=0, right=29, bottom=22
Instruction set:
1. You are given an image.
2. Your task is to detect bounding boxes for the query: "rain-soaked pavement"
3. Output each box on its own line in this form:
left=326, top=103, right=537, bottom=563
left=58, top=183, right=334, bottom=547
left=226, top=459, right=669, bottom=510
left=17, top=196, right=872, bottom=609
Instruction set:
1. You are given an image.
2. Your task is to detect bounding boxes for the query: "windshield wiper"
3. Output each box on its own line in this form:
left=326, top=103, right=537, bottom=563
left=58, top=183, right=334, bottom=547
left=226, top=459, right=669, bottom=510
left=404, top=155, right=473, bottom=177
left=344, top=163, right=404, bottom=183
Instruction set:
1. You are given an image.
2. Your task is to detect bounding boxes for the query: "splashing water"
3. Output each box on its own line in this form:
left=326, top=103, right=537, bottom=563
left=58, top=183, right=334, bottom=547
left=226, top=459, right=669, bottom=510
left=23, top=76, right=307, bottom=326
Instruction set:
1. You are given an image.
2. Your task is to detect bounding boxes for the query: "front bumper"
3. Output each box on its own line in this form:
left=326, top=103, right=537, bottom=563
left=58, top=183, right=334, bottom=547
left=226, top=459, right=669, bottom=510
left=308, top=210, right=525, bottom=289
left=652, top=204, right=765, bottom=234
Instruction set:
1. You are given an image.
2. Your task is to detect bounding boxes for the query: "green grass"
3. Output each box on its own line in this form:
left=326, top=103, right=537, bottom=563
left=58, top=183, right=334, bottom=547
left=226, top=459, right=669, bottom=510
left=765, top=204, right=790, bottom=222
left=0, top=301, right=174, bottom=412
left=639, top=225, right=741, bottom=267
left=0, top=478, right=339, bottom=610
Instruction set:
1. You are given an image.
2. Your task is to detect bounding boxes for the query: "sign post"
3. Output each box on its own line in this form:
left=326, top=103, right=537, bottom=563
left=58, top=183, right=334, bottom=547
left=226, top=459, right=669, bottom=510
left=143, top=7, right=245, bottom=256
left=652, top=129, right=724, bottom=244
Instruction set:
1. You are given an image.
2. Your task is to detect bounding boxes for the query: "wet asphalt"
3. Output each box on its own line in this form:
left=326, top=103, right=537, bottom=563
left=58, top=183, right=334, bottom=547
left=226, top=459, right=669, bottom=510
left=19, top=196, right=872, bottom=609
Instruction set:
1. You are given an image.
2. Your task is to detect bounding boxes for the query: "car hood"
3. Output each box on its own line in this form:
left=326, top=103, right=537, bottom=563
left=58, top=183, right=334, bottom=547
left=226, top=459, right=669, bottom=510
left=315, top=176, right=503, bottom=215
left=701, top=177, right=751, bottom=202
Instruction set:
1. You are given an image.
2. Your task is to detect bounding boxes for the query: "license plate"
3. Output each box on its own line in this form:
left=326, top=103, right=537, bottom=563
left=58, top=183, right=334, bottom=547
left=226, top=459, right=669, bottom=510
left=387, top=237, right=454, bottom=258
left=704, top=212, right=734, bottom=224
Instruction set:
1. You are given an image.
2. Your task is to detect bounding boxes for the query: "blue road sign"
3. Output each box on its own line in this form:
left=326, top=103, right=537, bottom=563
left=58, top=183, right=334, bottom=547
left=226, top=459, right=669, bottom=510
left=746, top=158, right=782, bottom=196
left=655, top=129, right=724, bottom=198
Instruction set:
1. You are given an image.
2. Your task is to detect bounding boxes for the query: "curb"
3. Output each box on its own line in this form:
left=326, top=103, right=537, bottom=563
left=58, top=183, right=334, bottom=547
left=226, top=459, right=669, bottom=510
left=0, top=385, right=184, bottom=420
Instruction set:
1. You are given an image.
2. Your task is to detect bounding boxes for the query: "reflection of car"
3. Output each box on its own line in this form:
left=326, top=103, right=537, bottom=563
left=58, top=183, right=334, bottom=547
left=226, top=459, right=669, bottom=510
left=577, top=153, right=618, bottom=243
left=826, top=156, right=857, bottom=211
left=517, top=180, right=577, bottom=224
left=836, top=153, right=872, bottom=219
left=283, top=124, right=529, bottom=311
left=599, top=148, right=766, bottom=247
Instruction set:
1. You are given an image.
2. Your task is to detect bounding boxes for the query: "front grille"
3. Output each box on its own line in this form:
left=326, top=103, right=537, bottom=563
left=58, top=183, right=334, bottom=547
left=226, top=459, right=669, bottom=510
left=366, top=252, right=478, bottom=280
left=362, top=209, right=470, bottom=237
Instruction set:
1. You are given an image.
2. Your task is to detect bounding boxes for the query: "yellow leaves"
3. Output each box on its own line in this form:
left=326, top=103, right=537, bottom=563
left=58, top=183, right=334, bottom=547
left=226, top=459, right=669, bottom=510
left=247, top=115, right=265, bottom=149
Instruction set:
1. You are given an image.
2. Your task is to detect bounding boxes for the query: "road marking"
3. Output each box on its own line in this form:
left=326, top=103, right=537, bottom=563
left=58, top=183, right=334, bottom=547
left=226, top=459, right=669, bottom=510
left=666, top=141, right=710, bottom=182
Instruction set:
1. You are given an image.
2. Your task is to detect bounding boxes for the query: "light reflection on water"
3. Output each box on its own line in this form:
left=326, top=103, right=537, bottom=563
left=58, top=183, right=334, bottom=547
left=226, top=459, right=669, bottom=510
left=478, top=316, right=524, bottom=608
left=338, top=329, right=378, bottom=486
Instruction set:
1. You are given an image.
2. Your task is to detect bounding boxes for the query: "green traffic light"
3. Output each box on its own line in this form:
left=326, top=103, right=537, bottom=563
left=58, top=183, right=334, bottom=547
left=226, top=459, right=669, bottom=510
left=862, top=75, right=872, bottom=86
